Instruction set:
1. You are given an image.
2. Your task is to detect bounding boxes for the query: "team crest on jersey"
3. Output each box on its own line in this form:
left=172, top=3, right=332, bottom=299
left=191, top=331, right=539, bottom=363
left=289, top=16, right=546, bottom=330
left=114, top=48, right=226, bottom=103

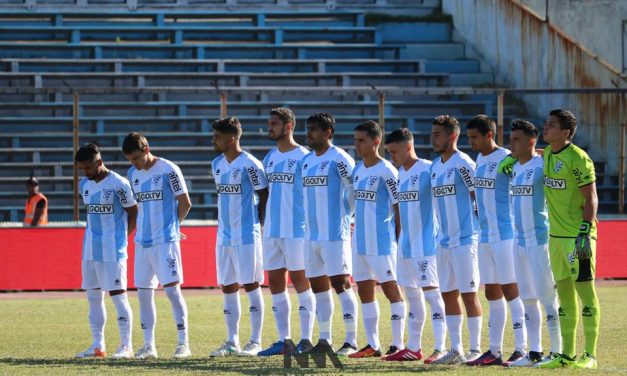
left=525, top=169, right=534, bottom=180
left=152, top=175, right=161, bottom=186
left=232, top=168, right=241, bottom=180
left=554, top=161, right=563, bottom=173
left=410, top=175, right=420, bottom=185
left=367, top=176, right=379, bottom=186
left=488, top=162, right=498, bottom=174
left=446, top=168, right=455, bottom=178
left=287, top=159, right=298, bottom=171
left=103, top=189, right=114, bottom=201
left=319, top=161, right=330, bottom=171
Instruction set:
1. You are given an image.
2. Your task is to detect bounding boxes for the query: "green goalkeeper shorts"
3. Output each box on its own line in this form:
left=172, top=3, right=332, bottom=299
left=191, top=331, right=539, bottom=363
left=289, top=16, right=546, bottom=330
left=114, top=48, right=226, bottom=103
left=549, top=236, right=596, bottom=282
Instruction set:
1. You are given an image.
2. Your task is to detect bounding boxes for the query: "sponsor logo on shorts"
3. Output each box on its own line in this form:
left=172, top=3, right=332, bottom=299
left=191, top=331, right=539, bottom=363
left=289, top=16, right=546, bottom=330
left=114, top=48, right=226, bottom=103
left=475, top=178, right=495, bottom=189
left=217, top=184, right=242, bottom=194
left=567, top=251, right=575, bottom=265
left=114, top=278, right=120, bottom=285
left=167, top=257, right=176, bottom=269
left=544, top=177, right=566, bottom=189
left=386, top=269, right=393, bottom=277
left=88, top=204, right=114, bottom=214
left=470, top=280, right=476, bottom=288
left=137, top=190, right=163, bottom=202
left=303, top=176, right=327, bottom=186
left=421, top=274, right=427, bottom=281
left=269, top=173, right=295, bottom=184
left=433, top=185, right=456, bottom=197
left=512, top=185, right=534, bottom=196
left=399, top=191, right=419, bottom=201
left=355, top=190, right=376, bottom=201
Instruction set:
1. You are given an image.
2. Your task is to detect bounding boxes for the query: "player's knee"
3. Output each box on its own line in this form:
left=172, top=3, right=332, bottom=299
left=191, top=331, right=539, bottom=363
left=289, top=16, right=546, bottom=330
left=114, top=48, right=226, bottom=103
left=330, top=277, right=349, bottom=293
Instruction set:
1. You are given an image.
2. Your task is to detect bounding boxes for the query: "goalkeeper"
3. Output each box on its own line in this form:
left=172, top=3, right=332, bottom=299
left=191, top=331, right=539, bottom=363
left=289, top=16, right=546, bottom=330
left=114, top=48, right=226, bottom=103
left=531, top=109, right=599, bottom=369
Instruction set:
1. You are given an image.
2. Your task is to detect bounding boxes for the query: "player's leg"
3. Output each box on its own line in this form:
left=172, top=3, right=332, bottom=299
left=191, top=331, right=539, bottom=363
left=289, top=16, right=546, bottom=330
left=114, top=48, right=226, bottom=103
left=106, top=260, right=133, bottom=359
left=286, top=238, right=315, bottom=351
left=375, top=253, right=405, bottom=357
left=210, top=245, right=242, bottom=357
left=156, top=241, right=190, bottom=358
left=134, top=245, right=159, bottom=359
left=454, top=243, right=482, bottom=363
left=327, top=240, right=358, bottom=353
left=572, top=238, right=599, bottom=369
left=76, top=260, right=107, bottom=358
left=305, top=240, right=334, bottom=352
left=237, top=242, right=265, bottom=356
left=420, top=256, right=447, bottom=363
left=349, top=251, right=381, bottom=359
left=532, top=243, right=561, bottom=357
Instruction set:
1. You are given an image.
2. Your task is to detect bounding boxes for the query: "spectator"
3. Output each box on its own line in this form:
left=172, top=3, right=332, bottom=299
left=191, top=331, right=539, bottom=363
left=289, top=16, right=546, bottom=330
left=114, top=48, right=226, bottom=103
left=23, top=177, right=48, bottom=226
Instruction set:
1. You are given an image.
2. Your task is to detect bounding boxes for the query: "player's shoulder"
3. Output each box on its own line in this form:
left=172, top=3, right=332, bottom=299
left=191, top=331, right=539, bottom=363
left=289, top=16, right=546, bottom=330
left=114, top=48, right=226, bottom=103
left=455, top=150, right=476, bottom=167
left=353, top=160, right=365, bottom=174
left=127, top=164, right=138, bottom=177
left=108, top=170, right=130, bottom=186
left=567, top=143, right=592, bottom=161
left=263, top=147, right=277, bottom=164
left=332, top=145, right=354, bottom=163
left=157, top=157, right=182, bottom=173
left=212, top=153, right=225, bottom=168
left=379, top=159, right=398, bottom=175
left=79, top=177, right=89, bottom=190
left=242, top=151, right=264, bottom=168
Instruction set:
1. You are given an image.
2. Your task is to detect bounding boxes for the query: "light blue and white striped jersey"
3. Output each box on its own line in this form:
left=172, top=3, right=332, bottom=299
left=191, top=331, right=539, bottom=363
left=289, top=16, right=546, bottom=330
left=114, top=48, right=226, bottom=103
left=430, top=151, right=479, bottom=248
left=80, top=171, right=137, bottom=262
left=128, top=158, right=188, bottom=247
left=263, top=145, right=308, bottom=239
left=474, top=147, right=514, bottom=243
left=512, top=155, right=549, bottom=247
left=398, top=159, right=438, bottom=259
left=212, top=151, right=268, bottom=246
left=301, top=145, right=355, bottom=242
left=352, top=159, right=399, bottom=256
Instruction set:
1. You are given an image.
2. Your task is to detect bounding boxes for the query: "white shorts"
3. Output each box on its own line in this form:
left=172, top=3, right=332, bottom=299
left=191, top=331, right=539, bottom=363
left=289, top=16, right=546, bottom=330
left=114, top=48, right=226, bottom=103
left=514, top=243, right=557, bottom=301
left=217, top=242, right=264, bottom=286
left=305, top=240, right=352, bottom=278
left=82, top=259, right=127, bottom=291
left=134, top=241, right=184, bottom=289
left=437, top=243, right=480, bottom=293
left=353, top=252, right=397, bottom=283
left=478, top=239, right=517, bottom=285
left=262, top=237, right=305, bottom=272
left=397, top=255, right=439, bottom=289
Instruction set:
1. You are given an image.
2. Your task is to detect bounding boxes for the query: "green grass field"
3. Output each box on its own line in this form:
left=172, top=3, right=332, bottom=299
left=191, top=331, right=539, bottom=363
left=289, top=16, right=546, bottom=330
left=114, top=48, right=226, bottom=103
left=1, top=283, right=626, bottom=375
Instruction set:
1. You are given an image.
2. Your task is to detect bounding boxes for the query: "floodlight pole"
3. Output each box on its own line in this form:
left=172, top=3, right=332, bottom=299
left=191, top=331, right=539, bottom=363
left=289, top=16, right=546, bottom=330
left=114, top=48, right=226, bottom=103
left=497, top=91, right=504, bottom=146
left=220, top=92, right=227, bottom=118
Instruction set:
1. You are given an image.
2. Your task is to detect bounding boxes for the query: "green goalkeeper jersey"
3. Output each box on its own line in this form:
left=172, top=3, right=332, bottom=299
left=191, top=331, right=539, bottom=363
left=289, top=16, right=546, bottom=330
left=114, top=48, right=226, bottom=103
left=543, top=143, right=597, bottom=238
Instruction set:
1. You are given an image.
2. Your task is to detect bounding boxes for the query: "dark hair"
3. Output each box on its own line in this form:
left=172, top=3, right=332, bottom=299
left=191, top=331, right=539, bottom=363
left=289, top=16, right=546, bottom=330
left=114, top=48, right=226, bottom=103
left=549, top=109, right=577, bottom=139
left=212, top=116, right=242, bottom=138
left=466, top=114, right=497, bottom=137
left=511, top=119, right=539, bottom=139
left=270, top=107, right=296, bottom=127
left=26, top=176, right=39, bottom=186
left=75, top=143, right=101, bottom=162
left=306, top=112, right=335, bottom=136
left=432, top=115, right=460, bottom=135
left=122, top=132, right=149, bottom=154
left=385, top=127, right=414, bottom=144
left=354, top=120, right=382, bottom=139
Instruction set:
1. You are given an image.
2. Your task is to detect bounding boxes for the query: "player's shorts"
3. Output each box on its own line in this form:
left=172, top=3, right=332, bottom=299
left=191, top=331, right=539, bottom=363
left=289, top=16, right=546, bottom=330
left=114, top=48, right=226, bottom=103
left=478, top=239, right=516, bottom=285
left=82, top=259, right=127, bottom=291
left=353, top=252, right=397, bottom=283
left=134, top=241, right=184, bottom=289
left=549, top=236, right=596, bottom=282
left=514, top=243, right=557, bottom=301
left=217, top=242, right=264, bottom=286
left=397, top=255, right=439, bottom=289
left=437, top=243, right=480, bottom=293
left=305, top=239, right=352, bottom=278
left=262, top=237, right=305, bottom=272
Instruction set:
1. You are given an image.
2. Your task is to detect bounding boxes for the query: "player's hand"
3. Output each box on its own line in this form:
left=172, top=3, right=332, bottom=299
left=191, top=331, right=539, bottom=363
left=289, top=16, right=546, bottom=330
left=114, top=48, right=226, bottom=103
left=497, top=155, right=517, bottom=176
left=574, top=221, right=592, bottom=260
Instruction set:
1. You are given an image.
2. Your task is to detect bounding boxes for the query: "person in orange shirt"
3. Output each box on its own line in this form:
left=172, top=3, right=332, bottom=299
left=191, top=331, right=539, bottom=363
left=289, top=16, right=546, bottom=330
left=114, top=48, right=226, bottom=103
left=24, top=177, right=48, bottom=226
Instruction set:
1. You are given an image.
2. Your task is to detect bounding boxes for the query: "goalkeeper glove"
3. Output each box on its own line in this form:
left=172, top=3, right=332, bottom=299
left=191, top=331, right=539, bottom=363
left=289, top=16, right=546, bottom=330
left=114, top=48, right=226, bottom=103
left=574, top=221, right=593, bottom=260
left=497, top=155, right=517, bottom=176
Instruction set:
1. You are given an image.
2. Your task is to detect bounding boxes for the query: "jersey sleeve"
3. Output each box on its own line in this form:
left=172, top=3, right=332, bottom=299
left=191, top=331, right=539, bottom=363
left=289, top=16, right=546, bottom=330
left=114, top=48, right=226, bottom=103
left=383, top=165, right=399, bottom=205
left=336, top=150, right=355, bottom=188
left=571, top=151, right=596, bottom=187
left=117, top=177, right=137, bottom=208
left=457, top=155, right=476, bottom=192
left=246, top=157, right=268, bottom=190
left=167, top=163, right=188, bottom=196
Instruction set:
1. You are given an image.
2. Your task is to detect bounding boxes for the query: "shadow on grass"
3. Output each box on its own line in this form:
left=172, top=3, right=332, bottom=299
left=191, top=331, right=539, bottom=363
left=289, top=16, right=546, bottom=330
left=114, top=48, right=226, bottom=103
left=0, top=357, right=459, bottom=374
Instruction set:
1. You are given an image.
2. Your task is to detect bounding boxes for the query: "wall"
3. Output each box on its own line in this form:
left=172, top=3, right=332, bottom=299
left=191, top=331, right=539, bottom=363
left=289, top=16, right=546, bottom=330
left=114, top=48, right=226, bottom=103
left=1, top=222, right=627, bottom=290
left=442, top=0, right=627, bottom=173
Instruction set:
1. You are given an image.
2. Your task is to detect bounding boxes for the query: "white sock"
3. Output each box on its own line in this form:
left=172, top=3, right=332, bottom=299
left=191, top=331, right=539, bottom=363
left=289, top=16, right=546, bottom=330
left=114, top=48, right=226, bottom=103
left=111, top=293, right=133, bottom=348
left=390, top=301, right=406, bottom=350
left=446, top=314, right=463, bottom=354
left=223, top=291, right=241, bottom=345
left=247, top=288, right=264, bottom=344
left=271, top=290, right=291, bottom=340
left=523, top=299, right=542, bottom=353
left=297, top=289, right=315, bottom=341
left=424, top=288, right=447, bottom=351
left=137, top=288, right=156, bottom=347
left=362, top=301, right=380, bottom=350
left=338, top=289, right=358, bottom=347
left=508, top=297, right=526, bottom=353
left=164, top=285, right=189, bottom=345
left=315, top=290, right=334, bottom=342
left=87, top=289, right=106, bottom=350
left=468, top=316, right=482, bottom=352
left=540, top=296, right=562, bottom=354
left=405, top=288, right=425, bottom=352
left=488, top=298, right=506, bottom=354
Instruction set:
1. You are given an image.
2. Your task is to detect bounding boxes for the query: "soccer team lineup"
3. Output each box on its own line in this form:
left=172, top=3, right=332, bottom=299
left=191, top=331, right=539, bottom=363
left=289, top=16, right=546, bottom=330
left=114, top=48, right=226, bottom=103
left=70, top=107, right=600, bottom=369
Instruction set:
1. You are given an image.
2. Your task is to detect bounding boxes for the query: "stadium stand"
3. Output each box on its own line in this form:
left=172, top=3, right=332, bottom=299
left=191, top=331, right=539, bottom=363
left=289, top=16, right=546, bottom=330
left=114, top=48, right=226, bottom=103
left=0, top=0, right=622, bottom=222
